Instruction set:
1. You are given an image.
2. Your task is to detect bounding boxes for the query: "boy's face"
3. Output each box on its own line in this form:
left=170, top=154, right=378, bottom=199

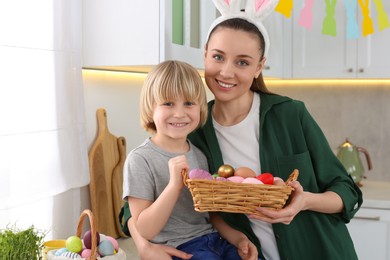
left=152, top=95, right=201, bottom=145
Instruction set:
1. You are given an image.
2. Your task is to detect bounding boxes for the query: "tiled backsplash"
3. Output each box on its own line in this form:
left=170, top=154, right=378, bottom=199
left=267, top=80, right=390, bottom=182
left=83, top=71, right=390, bottom=182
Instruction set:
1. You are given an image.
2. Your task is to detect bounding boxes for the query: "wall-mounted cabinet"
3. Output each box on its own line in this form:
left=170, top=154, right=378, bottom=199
left=83, top=0, right=217, bottom=72
left=292, top=1, right=390, bottom=78
left=262, top=13, right=292, bottom=78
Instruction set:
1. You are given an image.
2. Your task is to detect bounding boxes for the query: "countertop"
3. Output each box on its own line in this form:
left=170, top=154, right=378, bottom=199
left=358, top=180, right=390, bottom=210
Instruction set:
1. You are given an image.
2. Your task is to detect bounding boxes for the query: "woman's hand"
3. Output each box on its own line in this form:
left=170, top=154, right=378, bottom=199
left=138, top=243, right=192, bottom=260
left=236, top=237, right=258, bottom=260
left=248, top=181, right=305, bottom=224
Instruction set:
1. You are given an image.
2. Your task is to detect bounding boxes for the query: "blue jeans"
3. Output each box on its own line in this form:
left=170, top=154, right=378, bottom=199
left=172, top=232, right=241, bottom=260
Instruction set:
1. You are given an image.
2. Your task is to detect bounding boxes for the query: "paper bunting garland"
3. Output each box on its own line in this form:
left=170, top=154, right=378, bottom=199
left=322, top=0, right=337, bottom=36
left=275, top=0, right=294, bottom=17
left=345, top=0, right=360, bottom=38
left=273, top=0, right=389, bottom=37
left=298, top=0, right=314, bottom=30
left=358, top=0, right=374, bottom=36
left=373, top=0, right=390, bottom=31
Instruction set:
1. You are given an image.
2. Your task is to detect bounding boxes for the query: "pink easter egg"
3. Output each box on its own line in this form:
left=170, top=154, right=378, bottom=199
left=81, top=248, right=92, bottom=258
left=189, top=169, right=213, bottom=180
left=216, top=176, right=228, bottom=181
left=242, top=177, right=263, bottom=184
left=227, top=176, right=244, bottom=183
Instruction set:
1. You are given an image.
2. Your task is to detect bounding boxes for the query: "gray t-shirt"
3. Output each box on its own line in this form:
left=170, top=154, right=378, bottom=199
left=122, top=138, right=214, bottom=247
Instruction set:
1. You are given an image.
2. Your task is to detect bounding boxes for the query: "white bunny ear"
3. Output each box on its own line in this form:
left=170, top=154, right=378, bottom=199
left=245, top=0, right=279, bottom=21
left=212, top=0, right=241, bottom=16
left=208, top=0, right=278, bottom=58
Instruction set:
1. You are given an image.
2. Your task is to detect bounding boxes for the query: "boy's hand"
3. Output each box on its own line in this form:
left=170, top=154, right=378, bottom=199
left=236, top=237, right=258, bottom=260
left=168, top=155, right=188, bottom=189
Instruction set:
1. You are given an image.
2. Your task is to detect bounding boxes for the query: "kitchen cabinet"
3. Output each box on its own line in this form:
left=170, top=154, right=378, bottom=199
left=291, top=1, right=390, bottom=78
left=262, top=13, right=293, bottom=78
left=346, top=181, right=390, bottom=260
left=82, top=0, right=217, bottom=71
left=348, top=208, right=390, bottom=260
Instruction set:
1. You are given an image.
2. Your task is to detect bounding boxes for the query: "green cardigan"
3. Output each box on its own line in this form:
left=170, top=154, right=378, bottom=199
left=189, top=93, right=362, bottom=260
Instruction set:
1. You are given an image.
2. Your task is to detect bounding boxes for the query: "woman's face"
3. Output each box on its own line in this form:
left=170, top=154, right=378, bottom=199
left=204, top=27, right=264, bottom=102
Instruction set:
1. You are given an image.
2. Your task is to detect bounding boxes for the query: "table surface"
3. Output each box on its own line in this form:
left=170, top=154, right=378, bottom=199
left=359, top=180, right=390, bottom=210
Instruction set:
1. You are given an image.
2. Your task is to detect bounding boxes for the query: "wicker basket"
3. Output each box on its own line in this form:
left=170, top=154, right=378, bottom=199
left=183, top=169, right=299, bottom=215
left=77, top=209, right=99, bottom=260
left=46, top=209, right=126, bottom=260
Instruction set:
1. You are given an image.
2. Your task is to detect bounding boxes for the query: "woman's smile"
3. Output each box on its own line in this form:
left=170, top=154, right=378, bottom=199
left=217, top=80, right=236, bottom=89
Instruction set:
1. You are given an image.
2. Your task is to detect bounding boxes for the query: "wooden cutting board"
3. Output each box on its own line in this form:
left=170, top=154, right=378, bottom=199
left=88, top=108, right=121, bottom=238
left=112, top=136, right=127, bottom=237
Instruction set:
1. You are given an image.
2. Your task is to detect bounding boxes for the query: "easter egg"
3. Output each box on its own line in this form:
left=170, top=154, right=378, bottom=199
left=81, top=248, right=92, bottom=258
left=217, top=164, right=235, bottom=178
left=242, top=177, right=263, bottom=184
left=256, top=173, right=274, bottom=185
left=273, top=177, right=285, bottom=186
left=227, top=176, right=244, bottom=183
left=66, top=236, right=83, bottom=253
left=215, top=176, right=228, bottom=181
left=105, top=236, right=119, bottom=251
left=188, top=169, right=213, bottom=180
left=234, top=167, right=256, bottom=178
left=98, top=240, right=115, bottom=256
left=83, top=230, right=100, bottom=249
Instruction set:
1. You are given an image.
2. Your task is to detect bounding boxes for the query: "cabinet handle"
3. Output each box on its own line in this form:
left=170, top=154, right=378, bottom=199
left=353, top=216, right=380, bottom=221
left=359, top=68, right=364, bottom=73
left=263, top=66, right=270, bottom=70
left=347, top=68, right=354, bottom=73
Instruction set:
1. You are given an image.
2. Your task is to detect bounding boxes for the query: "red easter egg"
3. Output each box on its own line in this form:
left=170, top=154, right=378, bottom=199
left=83, top=230, right=100, bottom=249
left=256, top=173, right=274, bottom=185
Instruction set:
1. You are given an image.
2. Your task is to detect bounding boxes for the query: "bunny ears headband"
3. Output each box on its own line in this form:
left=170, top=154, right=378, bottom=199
left=207, top=0, right=278, bottom=58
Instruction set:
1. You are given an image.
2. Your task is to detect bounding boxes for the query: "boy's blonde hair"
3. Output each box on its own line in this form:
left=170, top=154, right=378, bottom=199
left=140, top=60, right=208, bottom=134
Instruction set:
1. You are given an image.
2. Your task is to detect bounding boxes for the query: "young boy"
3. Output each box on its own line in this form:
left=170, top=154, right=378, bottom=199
left=123, top=60, right=257, bottom=259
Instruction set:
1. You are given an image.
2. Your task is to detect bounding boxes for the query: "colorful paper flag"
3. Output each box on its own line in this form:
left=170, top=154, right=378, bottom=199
left=298, top=0, right=314, bottom=30
left=345, top=0, right=360, bottom=38
left=373, top=0, right=390, bottom=31
left=358, top=0, right=374, bottom=36
left=322, top=0, right=337, bottom=36
left=275, top=0, right=294, bottom=18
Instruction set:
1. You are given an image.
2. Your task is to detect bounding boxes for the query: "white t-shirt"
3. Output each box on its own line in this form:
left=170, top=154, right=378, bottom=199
left=213, top=93, right=280, bottom=260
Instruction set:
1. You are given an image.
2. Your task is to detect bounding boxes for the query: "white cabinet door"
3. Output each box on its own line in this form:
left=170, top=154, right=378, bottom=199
left=292, top=1, right=390, bottom=78
left=356, top=0, right=390, bottom=78
left=292, top=0, right=355, bottom=78
left=347, top=208, right=390, bottom=260
left=83, top=1, right=160, bottom=68
left=162, top=0, right=216, bottom=70
left=263, top=13, right=292, bottom=78
left=83, top=0, right=215, bottom=71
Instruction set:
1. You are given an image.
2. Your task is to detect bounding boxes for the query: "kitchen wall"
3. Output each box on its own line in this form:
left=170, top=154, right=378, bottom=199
left=83, top=71, right=390, bottom=182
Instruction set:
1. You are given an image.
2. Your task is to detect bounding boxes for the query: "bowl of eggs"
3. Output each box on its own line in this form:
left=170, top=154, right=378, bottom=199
left=182, top=165, right=299, bottom=215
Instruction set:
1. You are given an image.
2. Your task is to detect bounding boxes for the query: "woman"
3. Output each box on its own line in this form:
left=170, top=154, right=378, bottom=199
left=129, top=1, right=362, bottom=259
